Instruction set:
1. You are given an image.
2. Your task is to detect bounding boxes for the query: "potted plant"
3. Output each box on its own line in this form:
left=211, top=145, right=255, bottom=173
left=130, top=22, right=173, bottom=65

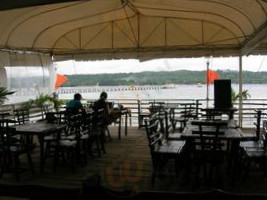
left=47, top=95, right=66, bottom=112
left=21, top=93, right=66, bottom=122
left=22, top=93, right=65, bottom=111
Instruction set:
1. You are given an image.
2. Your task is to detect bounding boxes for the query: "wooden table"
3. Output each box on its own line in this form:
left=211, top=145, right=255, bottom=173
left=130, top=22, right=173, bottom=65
left=182, top=119, right=242, bottom=175
left=15, top=122, right=66, bottom=172
left=201, top=107, right=237, bottom=120
left=182, top=119, right=242, bottom=140
left=181, top=119, right=255, bottom=183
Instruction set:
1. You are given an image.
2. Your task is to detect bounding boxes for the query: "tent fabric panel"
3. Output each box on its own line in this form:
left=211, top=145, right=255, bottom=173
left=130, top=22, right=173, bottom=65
left=33, top=3, right=133, bottom=49
left=0, top=0, right=265, bottom=60
left=167, top=19, right=203, bottom=46
left=139, top=16, right=166, bottom=47
left=112, top=17, right=139, bottom=48
left=203, top=23, right=240, bottom=45
left=132, top=0, right=254, bottom=35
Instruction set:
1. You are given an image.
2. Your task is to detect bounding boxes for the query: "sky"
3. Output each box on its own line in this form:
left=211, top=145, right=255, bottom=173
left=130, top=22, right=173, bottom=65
left=55, top=55, right=267, bottom=75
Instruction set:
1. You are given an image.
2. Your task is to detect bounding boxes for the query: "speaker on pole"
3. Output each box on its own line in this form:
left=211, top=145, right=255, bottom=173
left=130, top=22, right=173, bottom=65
left=214, top=79, right=232, bottom=108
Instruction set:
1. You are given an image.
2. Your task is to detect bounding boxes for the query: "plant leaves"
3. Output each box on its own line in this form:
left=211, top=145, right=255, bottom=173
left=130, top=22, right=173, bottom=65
left=0, top=87, right=15, bottom=104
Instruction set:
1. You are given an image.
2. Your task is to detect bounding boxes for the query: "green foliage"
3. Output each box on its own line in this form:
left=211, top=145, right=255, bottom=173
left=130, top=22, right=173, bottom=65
left=35, top=94, right=51, bottom=108
left=46, top=96, right=66, bottom=112
left=22, top=93, right=66, bottom=112
left=231, top=88, right=251, bottom=102
left=21, top=99, right=35, bottom=110
left=0, top=87, right=15, bottom=104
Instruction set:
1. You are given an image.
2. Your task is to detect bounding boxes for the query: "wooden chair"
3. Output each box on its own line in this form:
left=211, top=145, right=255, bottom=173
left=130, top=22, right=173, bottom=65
left=53, top=121, right=77, bottom=172
left=90, top=108, right=107, bottom=157
left=45, top=110, right=66, bottom=124
left=169, top=107, right=187, bottom=133
left=179, top=102, right=200, bottom=121
left=14, top=109, right=30, bottom=125
left=164, top=109, right=184, bottom=140
left=145, top=117, right=186, bottom=183
left=81, top=110, right=95, bottom=158
left=0, top=119, right=35, bottom=181
left=44, top=113, right=85, bottom=172
left=191, top=120, right=226, bottom=189
left=14, top=108, right=35, bottom=150
left=149, top=101, right=165, bottom=115
left=137, top=100, right=151, bottom=129
left=239, top=117, right=267, bottom=183
left=240, top=145, right=267, bottom=183
left=42, top=111, right=68, bottom=167
left=61, top=113, right=89, bottom=166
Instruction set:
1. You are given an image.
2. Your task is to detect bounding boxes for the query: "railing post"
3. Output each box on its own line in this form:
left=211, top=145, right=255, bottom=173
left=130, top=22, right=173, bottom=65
left=11, top=104, right=15, bottom=118
left=196, top=99, right=200, bottom=118
left=137, top=99, right=141, bottom=128
left=256, top=109, right=262, bottom=140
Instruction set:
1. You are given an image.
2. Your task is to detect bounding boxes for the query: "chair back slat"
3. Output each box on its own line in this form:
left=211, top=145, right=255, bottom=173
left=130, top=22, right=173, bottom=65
left=15, top=109, right=30, bottom=124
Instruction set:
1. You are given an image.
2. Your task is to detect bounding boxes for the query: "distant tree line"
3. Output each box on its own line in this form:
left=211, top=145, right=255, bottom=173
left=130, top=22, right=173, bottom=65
left=61, top=70, right=267, bottom=87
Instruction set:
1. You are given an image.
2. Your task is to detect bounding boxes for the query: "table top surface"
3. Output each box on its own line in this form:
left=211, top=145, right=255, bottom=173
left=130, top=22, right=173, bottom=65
left=15, top=122, right=65, bottom=134
left=201, top=107, right=237, bottom=111
left=182, top=119, right=242, bottom=139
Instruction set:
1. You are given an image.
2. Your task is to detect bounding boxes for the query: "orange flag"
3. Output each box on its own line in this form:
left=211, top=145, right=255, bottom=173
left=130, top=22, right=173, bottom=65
left=55, top=74, right=68, bottom=89
left=207, top=69, right=220, bottom=85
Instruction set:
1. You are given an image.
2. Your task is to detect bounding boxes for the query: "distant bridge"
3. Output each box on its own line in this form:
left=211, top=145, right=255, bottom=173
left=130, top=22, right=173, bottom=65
left=57, top=85, right=176, bottom=94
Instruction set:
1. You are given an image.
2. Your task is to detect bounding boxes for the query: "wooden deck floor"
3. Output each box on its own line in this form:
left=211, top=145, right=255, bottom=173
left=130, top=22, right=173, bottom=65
left=1, top=126, right=267, bottom=198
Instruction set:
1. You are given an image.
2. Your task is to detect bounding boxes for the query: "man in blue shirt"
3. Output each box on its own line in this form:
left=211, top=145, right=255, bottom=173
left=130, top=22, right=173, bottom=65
left=66, top=93, right=84, bottom=114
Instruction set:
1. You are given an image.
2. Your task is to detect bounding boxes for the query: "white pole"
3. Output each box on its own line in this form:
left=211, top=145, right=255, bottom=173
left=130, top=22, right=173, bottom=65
left=206, top=59, right=210, bottom=108
left=239, top=55, right=243, bottom=127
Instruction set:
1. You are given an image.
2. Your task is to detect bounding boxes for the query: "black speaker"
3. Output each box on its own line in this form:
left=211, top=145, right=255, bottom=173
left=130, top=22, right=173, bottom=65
left=214, top=79, right=232, bottom=108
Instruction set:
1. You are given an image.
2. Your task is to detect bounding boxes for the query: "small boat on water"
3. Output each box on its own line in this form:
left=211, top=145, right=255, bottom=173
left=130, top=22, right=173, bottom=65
left=197, top=83, right=203, bottom=87
left=162, top=84, right=176, bottom=89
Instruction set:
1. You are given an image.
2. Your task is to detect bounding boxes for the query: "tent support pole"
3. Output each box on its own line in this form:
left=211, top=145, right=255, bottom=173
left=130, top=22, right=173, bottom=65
left=206, top=59, right=210, bottom=108
left=238, top=55, right=243, bottom=127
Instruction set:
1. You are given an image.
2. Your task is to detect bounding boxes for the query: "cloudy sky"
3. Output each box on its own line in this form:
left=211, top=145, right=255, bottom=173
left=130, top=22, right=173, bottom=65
left=55, top=55, right=267, bottom=75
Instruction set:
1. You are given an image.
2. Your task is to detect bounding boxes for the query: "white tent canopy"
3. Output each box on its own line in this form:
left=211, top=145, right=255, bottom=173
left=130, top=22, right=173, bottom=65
left=0, top=0, right=266, bottom=62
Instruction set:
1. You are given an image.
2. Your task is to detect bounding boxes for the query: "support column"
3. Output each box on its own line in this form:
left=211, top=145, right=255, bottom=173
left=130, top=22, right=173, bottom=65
left=0, top=67, right=7, bottom=88
left=238, top=55, right=243, bottom=127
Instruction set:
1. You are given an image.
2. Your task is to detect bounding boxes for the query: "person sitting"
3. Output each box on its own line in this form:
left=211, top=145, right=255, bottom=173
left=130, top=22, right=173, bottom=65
left=93, top=92, right=114, bottom=141
left=93, top=92, right=112, bottom=123
left=66, top=93, right=85, bottom=115
left=93, top=92, right=121, bottom=123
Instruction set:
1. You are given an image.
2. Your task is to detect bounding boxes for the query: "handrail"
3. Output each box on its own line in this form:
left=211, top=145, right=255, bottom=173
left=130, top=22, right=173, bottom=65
left=2, top=98, right=267, bottom=128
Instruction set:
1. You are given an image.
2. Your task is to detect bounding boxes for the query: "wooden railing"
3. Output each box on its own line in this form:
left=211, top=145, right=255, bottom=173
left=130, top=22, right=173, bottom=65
left=89, top=98, right=267, bottom=128
left=1, top=98, right=267, bottom=128
left=0, top=102, right=53, bottom=122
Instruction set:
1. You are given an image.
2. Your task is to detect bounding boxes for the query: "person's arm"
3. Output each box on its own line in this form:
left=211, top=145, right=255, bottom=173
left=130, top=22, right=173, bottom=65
left=104, top=102, right=110, bottom=115
left=77, top=101, right=84, bottom=111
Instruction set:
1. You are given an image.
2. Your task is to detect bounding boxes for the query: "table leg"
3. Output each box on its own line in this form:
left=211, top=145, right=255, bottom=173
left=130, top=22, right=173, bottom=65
left=118, top=114, right=121, bottom=140
left=38, top=135, right=44, bottom=173
left=125, top=113, right=128, bottom=136
left=229, top=139, right=240, bottom=184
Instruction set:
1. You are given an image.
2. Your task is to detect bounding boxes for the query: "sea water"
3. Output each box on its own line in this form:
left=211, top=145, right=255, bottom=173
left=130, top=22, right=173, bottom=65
left=57, top=84, right=267, bottom=100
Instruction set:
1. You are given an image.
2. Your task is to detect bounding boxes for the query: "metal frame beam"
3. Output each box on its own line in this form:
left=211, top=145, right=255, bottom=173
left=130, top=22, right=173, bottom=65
left=241, top=21, right=267, bottom=55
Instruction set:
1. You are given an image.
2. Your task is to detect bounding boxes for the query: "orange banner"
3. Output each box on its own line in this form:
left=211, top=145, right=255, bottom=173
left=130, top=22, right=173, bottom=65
left=55, top=74, right=68, bottom=89
left=206, top=69, right=220, bottom=85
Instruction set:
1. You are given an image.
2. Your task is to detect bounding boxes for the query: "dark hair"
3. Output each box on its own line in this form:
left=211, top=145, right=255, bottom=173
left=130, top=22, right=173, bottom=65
left=74, top=93, right=82, bottom=100
left=100, top=92, right=107, bottom=100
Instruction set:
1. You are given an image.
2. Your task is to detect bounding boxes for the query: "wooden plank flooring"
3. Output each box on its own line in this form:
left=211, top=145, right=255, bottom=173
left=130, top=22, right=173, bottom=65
left=1, top=126, right=267, bottom=197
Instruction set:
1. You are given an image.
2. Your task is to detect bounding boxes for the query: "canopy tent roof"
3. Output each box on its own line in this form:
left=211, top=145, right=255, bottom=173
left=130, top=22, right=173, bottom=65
left=0, top=0, right=266, bottom=61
